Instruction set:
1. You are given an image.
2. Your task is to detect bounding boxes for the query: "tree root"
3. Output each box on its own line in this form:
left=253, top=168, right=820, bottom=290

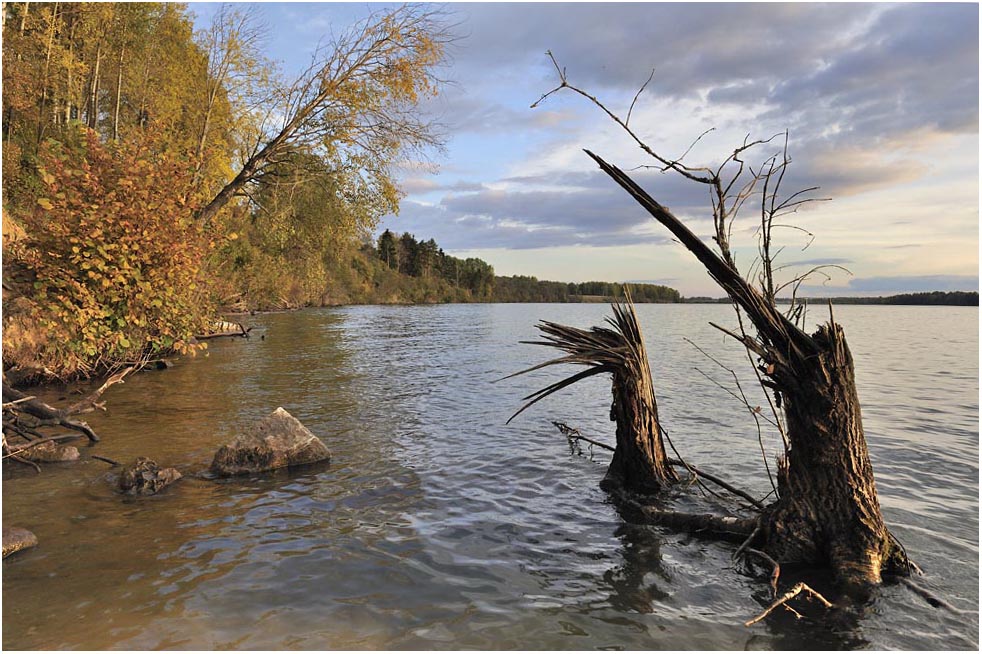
left=551, top=421, right=764, bottom=509
left=899, top=577, right=968, bottom=614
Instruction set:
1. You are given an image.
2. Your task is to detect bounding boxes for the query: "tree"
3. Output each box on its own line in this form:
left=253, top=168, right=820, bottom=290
left=195, top=5, right=451, bottom=228
left=377, top=229, right=399, bottom=269
left=528, top=55, right=912, bottom=595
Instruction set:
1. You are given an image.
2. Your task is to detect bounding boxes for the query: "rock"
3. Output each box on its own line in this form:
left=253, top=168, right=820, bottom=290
left=211, top=407, right=331, bottom=476
left=2, top=527, right=38, bottom=558
left=21, top=441, right=80, bottom=463
left=117, top=457, right=182, bottom=495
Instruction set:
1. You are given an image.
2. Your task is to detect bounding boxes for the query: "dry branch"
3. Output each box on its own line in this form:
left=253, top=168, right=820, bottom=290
left=744, top=582, right=833, bottom=627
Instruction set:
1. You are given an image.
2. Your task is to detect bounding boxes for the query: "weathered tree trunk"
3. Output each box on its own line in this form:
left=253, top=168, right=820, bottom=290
left=760, top=322, right=903, bottom=592
left=604, top=344, right=675, bottom=493
left=508, top=300, right=677, bottom=493
left=586, top=150, right=905, bottom=590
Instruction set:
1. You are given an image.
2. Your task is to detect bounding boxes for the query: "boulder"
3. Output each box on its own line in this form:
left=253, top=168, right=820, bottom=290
left=2, top=527, right=38, bottom=558
left=21, top=441, right=80, bottom=463
left=211, top=407, right=331, bottom=476
left=117, top=457, right=182, bottom=495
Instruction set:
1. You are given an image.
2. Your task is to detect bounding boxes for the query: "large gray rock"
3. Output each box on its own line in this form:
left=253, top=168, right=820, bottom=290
left=117, top=457, right=182, bottom=495
left=211, top=407, right=331, bottom=476
left=3, top=527, right=38, bottom=558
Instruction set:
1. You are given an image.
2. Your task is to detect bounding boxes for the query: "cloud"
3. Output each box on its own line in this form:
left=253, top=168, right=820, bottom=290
left=388, top=195, right=672, bottom=251
left=785, top=258, right=853, bottom=267
left=400, top=177, right=487, bottom=194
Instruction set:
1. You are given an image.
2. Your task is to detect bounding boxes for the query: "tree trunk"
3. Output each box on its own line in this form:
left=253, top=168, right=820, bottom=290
left=508, top=300, right=678, bottom=493
left=86, top=41, right=102, bottom=130
left=604, top=356, right=676, bottom=493
left=760, top=322, right=903, bottom=593
left=586, top=150, right=905, bottom=590
left=112, top=44, right=124, bottom=141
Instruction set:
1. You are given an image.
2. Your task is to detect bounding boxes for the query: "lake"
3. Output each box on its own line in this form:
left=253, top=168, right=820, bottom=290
left=2, top=304, right=978, bottom=649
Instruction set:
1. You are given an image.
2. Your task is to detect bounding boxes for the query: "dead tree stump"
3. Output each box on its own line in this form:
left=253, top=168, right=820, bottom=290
left=507, top=299, right=677, bottom=493
left=586, top=150, right=908, bottom=591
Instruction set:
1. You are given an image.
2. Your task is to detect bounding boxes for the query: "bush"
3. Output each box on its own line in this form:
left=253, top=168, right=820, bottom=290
left=3, top=129, right=213, bottom=378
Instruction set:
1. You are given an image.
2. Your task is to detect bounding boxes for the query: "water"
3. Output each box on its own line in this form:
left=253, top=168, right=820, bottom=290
left=3, top=304, right=978, bottom=649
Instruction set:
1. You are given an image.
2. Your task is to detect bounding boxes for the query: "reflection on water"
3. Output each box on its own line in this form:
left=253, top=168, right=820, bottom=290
left=3, top=304, right=978, bottom=649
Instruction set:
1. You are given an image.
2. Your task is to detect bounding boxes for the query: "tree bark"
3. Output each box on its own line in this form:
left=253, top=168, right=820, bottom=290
left=508, top=300, right=677, bottom=493
left=86, top=41, right=102, bottom=130
left=604, top=353, right=676, bottom=493
left=111, top=44, right=124, bottom=141
left=585, top=150, right=905, bottom=590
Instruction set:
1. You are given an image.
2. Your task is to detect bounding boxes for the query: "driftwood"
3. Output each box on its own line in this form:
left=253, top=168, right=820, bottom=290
left=2, top=367, right=133, bottom=465
left=195, top=319, right=252, bottom=340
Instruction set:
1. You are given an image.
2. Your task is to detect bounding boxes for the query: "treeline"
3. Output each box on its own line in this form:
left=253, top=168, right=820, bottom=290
left=683, top=291, right=979, bottom=306
left=492, top=275, right=680, bottom=303
left=790, top=291, right=979, bottom=306
left=2, top=3, right=450, bottom=381
left=367, top=231, right=679, bottom=304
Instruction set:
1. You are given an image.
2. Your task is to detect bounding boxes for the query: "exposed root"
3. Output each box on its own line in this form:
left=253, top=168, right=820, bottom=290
left=744, top=547, right=781, bottom=599
left=550, top=421, right=763, bottom=509
left=899, top=577, right=968, bottom=614
left=615, top=492, right=758, bottom=543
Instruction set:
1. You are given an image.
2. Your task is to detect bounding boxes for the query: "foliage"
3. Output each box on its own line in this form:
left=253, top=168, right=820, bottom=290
left=3, top=129, right=212, bottom=379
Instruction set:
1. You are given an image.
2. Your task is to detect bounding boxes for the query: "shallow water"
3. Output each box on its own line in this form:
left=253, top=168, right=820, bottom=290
left=3, top=304, right=978, bottom=649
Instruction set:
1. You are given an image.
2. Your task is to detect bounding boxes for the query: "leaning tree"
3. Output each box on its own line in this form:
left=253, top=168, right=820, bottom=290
left=514, top=54, right=915, bottom=598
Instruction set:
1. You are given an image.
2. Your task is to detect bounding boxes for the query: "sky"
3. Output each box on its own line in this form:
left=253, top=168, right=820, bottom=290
left=190, top=2, right=979, bottom=297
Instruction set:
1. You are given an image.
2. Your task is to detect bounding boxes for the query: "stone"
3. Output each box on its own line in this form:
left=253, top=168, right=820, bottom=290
left=117, top=457, right=182, bottom=495
left=21, top=441, right=80, bottom=463
left=2, top=527, right=38, bottom=558
left=210, top=407, right=331, bottom=476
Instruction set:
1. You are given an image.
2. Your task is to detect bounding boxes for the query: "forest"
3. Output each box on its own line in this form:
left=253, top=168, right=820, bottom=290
left=1, top=2, right=453, bottom=381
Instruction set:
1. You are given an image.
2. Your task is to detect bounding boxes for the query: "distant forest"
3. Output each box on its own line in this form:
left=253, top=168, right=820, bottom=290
left=371, top=230, right=680, bottom=304
left=683, top=291, right=978, bottom=306
left=371, top=231, right=976, bottom=306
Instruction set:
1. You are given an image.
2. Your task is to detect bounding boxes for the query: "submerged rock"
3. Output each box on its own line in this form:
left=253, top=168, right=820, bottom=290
left=211, top=407, right=331, bottom=476
left=2, top=527, right=38, bottom=558
left=117, top=457, right=182, bottom=495
left=21, top=441, right=80, bottom=463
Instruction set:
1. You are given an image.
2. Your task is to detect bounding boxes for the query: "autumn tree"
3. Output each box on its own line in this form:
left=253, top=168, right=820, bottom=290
left=195, top=4, right=451, bottom=228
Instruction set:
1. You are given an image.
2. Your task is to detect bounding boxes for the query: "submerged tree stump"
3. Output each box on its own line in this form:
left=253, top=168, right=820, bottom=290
left=586, top=151, right=909, bottom=591
left=507, top=299, right=677, bottom=493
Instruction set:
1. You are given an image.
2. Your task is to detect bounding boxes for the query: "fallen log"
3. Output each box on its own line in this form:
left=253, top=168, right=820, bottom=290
left=2, top=367, right=132, bottom=449
left=195, top=319, right=252, bottom=340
